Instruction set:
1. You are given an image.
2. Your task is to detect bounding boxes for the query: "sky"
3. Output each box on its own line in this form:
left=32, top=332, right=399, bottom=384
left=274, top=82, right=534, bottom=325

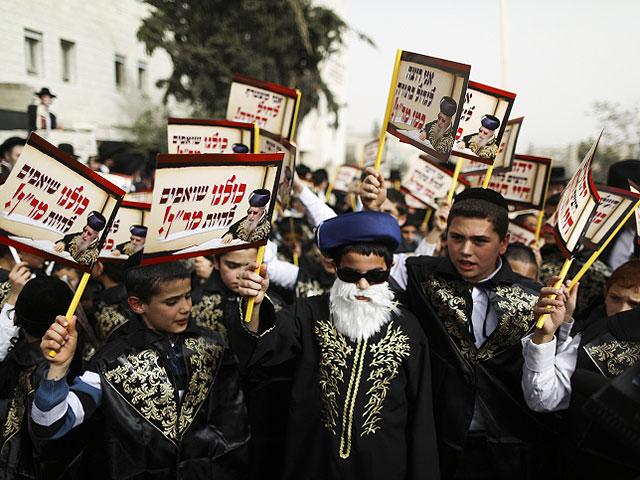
left=343, top=0, right=640, bottom=150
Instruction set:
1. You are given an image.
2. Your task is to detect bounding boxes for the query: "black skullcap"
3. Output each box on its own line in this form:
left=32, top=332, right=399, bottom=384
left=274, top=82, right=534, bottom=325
left=607, top=159, right=640, bottom=190
left=0, top=137, right=25, bottom=156
left=15, top=276, right=72, bottom=338
left=232, top=143, right=249, bottom=154
left=249, top=189, right=270, bottom=207
left=129, top=225, right=147, bottom=237
left=454, top=187, right=508, bottom=211
left=550, top=167, right=570, bottom=185
left=440, top=96, right=457, bottom=117
left=481, top=114, right=500, bottom=131
left=87, top=211, right=106, bottom=231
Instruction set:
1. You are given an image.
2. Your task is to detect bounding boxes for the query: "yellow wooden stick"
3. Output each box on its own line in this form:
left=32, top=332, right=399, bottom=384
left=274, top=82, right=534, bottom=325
left=288, top=216, right=299, bottom=267
left=289, top=90, right=302, bottom=140
left=374, top=49, right=403, bottom=172
left=49, top=271, right=91, bottom=357
left=568, top=200, right=640, bottom=290
left=325, top=166, right=339, bottom=203
left=536, top=257, right=573, bottom=329
left=253, top=125, right=260, bottom=153
left=534, top=209, right=545, bottom=242
left=447, top=160, right=463, bottom=203
left=244, top=245, right=266, bottom=323
left=481, top=162, right=495, bottom=189
left=423, top=209, right=433, bottom=226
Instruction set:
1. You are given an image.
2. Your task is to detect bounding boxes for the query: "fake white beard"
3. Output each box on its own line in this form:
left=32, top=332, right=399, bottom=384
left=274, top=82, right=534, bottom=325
left=329, top=278, right=398, bottom=342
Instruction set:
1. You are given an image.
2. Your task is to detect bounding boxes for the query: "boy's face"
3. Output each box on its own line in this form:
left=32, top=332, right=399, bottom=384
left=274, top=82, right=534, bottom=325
left=447, top=216, right=509, bottom=283
left=604, top=283, right=640, bottom=317
left=338, top=251, right=388, bottom=298
left=135, top=278, right=192, bottom=336
left=400, top=224, right=417, bottom=245
left=214, top=248, right=258, bottom=294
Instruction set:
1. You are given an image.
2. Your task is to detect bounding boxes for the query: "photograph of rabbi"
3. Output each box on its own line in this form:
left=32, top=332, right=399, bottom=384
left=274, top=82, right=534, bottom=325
left=111, top=224, right=147, bottom=257
left=418, top=95, right=458, bottom=153
left=53, top=211, right=106, bottom=266
left=456, top=114, right=501, bottom=159
left=222, top=189, right=271, bottom=244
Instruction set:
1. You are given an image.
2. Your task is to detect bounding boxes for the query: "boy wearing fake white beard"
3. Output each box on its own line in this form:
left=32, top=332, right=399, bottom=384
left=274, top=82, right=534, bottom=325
left=233, top=211, right=439, bottom=480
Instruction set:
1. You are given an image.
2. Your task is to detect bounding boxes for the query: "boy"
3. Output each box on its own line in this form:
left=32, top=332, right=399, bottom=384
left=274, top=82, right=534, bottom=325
left=361, top=169, right=546, bottom=479
left=31, top=261, right=249, bottom=479
left=235, top=211, right=439, bottom=480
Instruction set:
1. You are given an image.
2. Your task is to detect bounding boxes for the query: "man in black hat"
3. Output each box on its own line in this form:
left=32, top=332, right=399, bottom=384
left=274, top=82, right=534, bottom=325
left=0, top=137, right=25, bottom=177
left=27, top=87, right=57, bottom=132
left=456, top=114, right=501, bottom=159
left=419, top=96, right=458, bottom=154
left=222, top=189, right=271, bottom=244
left=111, top=225, right=147, bottom=257
left=53, top=211, right=106, bottom=266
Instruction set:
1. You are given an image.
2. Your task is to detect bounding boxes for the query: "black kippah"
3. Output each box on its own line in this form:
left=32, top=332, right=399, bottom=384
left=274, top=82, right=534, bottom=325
left=454, top=188, right=508, bottom=211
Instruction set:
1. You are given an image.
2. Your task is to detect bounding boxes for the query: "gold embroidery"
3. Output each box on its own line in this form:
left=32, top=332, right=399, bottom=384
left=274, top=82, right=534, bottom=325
left=104, top=349, right=178, bottom=441
left=478, top=285, right=537, bottom=360
left=179, top=337, right=223, bottom=437
left=423, top=278, right=476, bottom=362
left=314, top=318, right=353, bottom=434
left=191, top=294, right=227, bottom=341
left=1, top=366, right=35, bottom=449
left=423, top=279, right=537, bottom=363
left=67, top=235, right=99, bottom=266
left=0, top=280, right=11, bottom=307
left=362, top=323, right=411, bottom=435
left=296, top=279, right=331, bottom=298
left=587, top=339, right=640, bottom=376
left=235, top=218, right=271, bottom=243
left=95, top=302, right=128, bottom=341
left=339, top=339, right=367, bottom=459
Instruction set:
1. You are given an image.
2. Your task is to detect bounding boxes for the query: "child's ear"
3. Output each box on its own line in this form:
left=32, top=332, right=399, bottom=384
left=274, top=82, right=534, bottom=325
left=212, top=255, right=220, bottom=271
left=128, top=296, right=145, bottom=314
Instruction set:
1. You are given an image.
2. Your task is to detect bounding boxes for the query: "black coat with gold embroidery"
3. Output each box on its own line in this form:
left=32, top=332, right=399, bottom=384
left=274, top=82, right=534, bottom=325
left=405, top=255, right=552, bottom=474
left=71, top=319, right=249, bottom=479
left=93, top=284, right=137, bottom=343
left=0, top=341, right=86, bottom=479
left=231, top=294, right=439, bottom=480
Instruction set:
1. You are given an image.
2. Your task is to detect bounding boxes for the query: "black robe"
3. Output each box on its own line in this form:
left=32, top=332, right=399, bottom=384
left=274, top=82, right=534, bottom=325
left=405, top=254, right=554, bottom=478
left=231, top=294, right=439, bottom=480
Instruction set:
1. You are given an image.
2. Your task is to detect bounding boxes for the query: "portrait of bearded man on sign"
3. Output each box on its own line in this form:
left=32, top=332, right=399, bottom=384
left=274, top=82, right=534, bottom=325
left=456, top=114, right=501, bottom=159
left=418, top=96, right=458, bottom=154
left=111, top=225, right=147, bottom=257
left=222, top=189, right=271, bottom=244
left=53, top=210, right=106, bottom=266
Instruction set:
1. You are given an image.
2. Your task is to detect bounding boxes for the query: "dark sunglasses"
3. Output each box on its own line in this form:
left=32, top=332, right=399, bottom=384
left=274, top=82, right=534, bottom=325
left=336, top=268, right=390, bottom=284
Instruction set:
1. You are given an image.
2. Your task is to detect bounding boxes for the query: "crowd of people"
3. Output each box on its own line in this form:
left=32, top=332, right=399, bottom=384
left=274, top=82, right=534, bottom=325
left=0, top=126, right=639, bottom=479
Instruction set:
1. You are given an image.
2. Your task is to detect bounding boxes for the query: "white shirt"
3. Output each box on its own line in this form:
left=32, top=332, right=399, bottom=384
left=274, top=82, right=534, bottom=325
left=521, top=322, right=580, bottom=412
left=0, top=302, right=19, bottom=361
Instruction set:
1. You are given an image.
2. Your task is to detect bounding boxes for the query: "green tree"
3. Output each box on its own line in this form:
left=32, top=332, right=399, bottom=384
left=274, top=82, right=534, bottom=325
left=137, top=0, right=357, bottom=130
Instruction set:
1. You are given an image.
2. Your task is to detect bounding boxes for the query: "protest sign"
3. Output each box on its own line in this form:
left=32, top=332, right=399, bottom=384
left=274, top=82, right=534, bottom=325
left=402, top=190, right=429, bottom=210
left=331, top=164, right=363, bottom=194
left=362, top=138, right=384, bottom=168
left=98, top=172, right=133, bottom=193
left=451, top=81, right=515, bottom=165
left=168, top=118, right=256, bottom=154
left=631, top=181, right=640, bottom=241
left=384, top=51, right=470, bottom=164
left=401, top=155, right=469, bottom=210
left=552, top=134, right=602, bottom=258
left=0, top=133, right=125, bottom=272
left=124, top=190, right=153, bottom=204
left=582, top=185, right=640, bottom=250
left=226, top=73, right=301, bottom=141
left=99, top=200, right=150, bottom=260
left=461, top=116, right=524, bottom=176
left=142, top=153, right=283, bottom=265
left=508, top=221, right=538, bottom=246
left=468, top=154, right=552, bottom=209
left=259, top=129, right=296, bottom=208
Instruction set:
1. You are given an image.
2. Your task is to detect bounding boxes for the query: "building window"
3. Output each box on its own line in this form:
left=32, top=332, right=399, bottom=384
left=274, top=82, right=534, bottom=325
left=115, top=54, right=126, bottom=88
left=137, top=61, right=147, bottom=90
left=61, top=39, right=75, bottom=83
left=24, top=29, right=43, bottom=76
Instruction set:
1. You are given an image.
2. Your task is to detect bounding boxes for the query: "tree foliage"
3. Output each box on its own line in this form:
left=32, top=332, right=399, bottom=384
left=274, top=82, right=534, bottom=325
left=137, top=0, right=351, bottom=129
